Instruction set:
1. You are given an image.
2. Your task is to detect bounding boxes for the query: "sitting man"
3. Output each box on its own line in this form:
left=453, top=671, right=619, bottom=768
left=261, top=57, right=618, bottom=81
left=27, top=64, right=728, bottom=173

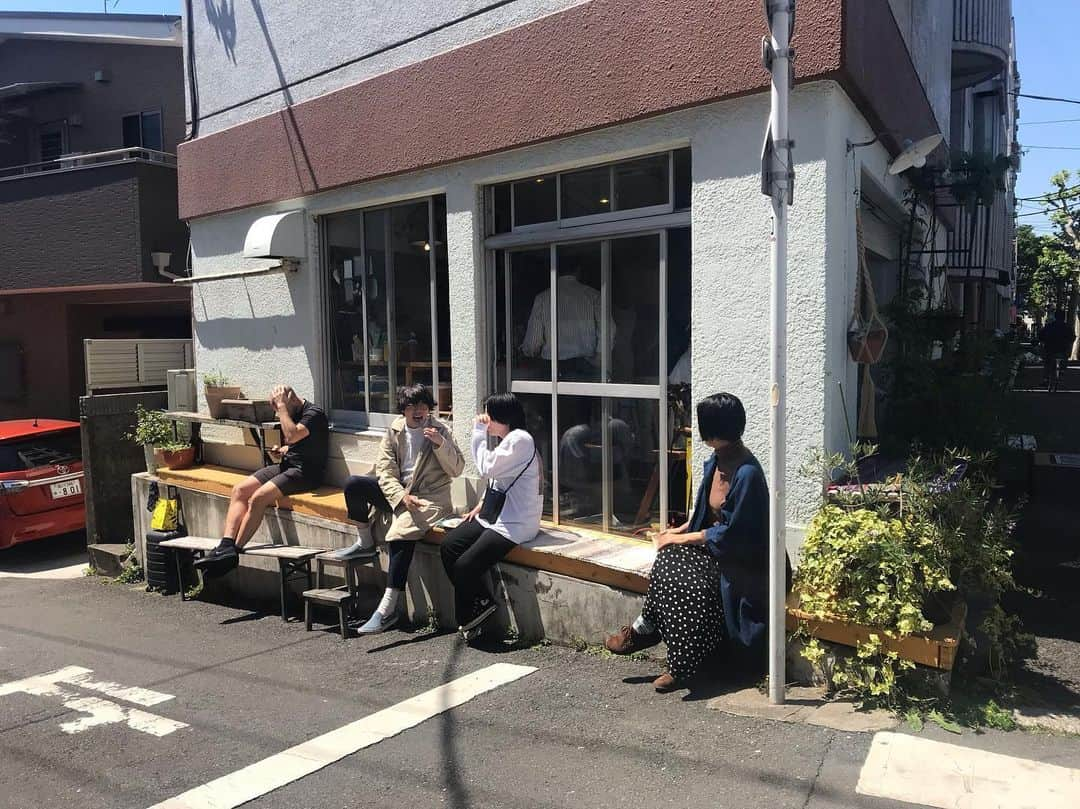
left=196, top=385, right=329, bottom=575
left=333, top=384, right=465, bottom=633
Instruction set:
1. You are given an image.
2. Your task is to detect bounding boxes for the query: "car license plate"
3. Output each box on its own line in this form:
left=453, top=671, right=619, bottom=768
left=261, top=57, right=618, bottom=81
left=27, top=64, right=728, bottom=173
left=50, top=479, right=82, bottom=499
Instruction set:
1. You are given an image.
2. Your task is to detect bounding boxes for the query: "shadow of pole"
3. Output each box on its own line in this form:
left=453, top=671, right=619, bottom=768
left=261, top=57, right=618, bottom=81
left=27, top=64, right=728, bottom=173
left=248, top=1, right=318, bottom=193
left=440, top=634, right=471, bottom=809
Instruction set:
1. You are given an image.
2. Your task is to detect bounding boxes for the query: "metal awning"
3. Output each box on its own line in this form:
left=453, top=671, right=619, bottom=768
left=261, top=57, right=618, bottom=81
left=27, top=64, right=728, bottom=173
left=0, top=81, right=80, bottom=100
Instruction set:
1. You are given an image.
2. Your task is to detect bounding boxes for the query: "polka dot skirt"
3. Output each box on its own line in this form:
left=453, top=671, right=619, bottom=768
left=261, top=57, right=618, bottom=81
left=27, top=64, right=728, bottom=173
left=642, top=544, right=725, bottom=682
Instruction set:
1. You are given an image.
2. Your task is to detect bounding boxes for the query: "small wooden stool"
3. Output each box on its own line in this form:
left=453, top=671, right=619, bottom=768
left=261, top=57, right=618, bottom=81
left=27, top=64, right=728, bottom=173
left=302, top=551, right=379, bottom=640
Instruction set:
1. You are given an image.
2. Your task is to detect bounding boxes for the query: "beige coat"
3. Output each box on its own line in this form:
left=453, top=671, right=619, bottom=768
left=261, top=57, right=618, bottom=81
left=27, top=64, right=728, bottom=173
left=375, top=415, right=465, bottom=542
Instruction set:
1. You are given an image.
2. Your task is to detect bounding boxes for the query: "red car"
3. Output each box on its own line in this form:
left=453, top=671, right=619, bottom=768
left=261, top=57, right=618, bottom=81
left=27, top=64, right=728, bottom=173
left=0, top=419, right=85, bottom=551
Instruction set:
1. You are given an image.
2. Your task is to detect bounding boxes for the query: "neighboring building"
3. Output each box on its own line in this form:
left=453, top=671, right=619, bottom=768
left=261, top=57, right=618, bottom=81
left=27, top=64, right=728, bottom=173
left=0, top=12, right=191, bottom=420
left=946, top=0, right=1020, bottom=331
left=176, top=0, right=1013, bottom=539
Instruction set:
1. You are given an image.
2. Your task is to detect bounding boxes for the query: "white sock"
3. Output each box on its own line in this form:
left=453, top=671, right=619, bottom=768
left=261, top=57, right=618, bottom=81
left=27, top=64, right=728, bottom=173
left=376, top=587, right=401, bottom=617
left=354, top=523, right=374, bottom=550
left=632, top=615, right=656, bottom=636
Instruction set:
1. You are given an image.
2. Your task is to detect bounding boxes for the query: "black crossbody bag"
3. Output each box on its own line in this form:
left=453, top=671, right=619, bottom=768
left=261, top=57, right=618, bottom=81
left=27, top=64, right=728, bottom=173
left=478, top=448, right=537, bottom=523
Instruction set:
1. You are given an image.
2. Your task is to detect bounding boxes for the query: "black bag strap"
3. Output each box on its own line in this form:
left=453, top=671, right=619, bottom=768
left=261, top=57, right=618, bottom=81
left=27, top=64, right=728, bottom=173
left=166, top=485, right=187, bottom=530
left=489, top=448, right=537, bottom=494
left=146, top=481, right=160, bottom=513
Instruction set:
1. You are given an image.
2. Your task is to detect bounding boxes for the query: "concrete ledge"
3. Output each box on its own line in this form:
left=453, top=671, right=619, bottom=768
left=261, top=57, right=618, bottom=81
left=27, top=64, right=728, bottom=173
left=87, top=543, right=129, bottom=577
left=131, top=473, right=648, bottom=646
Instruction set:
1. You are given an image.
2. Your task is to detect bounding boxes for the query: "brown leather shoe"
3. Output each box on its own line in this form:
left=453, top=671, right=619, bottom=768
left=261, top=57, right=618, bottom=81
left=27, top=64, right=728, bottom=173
left=652, top=672, right=682, bottom=693
left=605, top=626, right=661, bottom=655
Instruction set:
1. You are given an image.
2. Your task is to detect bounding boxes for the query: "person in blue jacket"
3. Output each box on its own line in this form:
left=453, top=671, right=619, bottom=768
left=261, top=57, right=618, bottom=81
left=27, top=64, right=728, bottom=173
left=605, top=392, right=788, bottom=693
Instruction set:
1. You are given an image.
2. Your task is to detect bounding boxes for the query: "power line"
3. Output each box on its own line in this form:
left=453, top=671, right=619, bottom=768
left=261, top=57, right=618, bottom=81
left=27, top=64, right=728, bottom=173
left=1021, top=118, right=1080, bottom=126
left=1012, top=92, right=1080, bottom=106
left=1022, top=145, right=1080, bottom=150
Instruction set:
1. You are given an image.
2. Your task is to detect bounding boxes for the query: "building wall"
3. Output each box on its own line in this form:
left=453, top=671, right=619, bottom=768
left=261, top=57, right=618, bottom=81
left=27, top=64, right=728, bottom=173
left=886, top=0, right=953, bottom=144
left=0, top=287, right=191, bottom=421
left=0, top=38, right=184, bottom=165
left=186, top=80, right=915, bottom=534
left=185, top=0, right=590, bottom=136
left=0, top=161, right=186, bottom=288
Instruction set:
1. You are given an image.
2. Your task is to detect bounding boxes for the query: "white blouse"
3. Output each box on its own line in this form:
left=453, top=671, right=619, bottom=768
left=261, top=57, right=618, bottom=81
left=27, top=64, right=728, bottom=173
left=472, top=424, right=542, bottom=544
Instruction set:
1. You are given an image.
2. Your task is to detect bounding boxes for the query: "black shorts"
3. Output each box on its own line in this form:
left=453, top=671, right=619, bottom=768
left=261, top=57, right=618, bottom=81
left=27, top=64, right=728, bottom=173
left=252, top=464, right=319, bottom=497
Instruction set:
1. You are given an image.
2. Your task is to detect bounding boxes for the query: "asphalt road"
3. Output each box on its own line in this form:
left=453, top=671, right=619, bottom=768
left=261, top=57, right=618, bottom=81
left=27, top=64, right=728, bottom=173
left=3, top=552, right=1080, bottom=809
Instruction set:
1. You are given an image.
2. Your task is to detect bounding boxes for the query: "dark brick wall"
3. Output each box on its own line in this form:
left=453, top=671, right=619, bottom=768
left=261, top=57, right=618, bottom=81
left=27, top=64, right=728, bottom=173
left=0, top=38, right=184, bottom=167
left=0, top=160, right=185, bottom=289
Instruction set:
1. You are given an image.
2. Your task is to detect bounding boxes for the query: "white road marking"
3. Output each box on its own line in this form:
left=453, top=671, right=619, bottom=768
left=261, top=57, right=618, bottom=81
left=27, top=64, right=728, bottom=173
left=61, top=670, right=176, bottom=706
left=857, top=731, right=1080, bottom=808
left=147, top=662, right=537, bottom=809
left=0, top=666, right=187, bottom=737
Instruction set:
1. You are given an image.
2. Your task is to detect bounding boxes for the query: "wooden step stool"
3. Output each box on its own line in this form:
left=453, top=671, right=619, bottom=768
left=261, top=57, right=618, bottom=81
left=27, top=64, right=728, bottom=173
left=303, top=550, right=380, bottom=640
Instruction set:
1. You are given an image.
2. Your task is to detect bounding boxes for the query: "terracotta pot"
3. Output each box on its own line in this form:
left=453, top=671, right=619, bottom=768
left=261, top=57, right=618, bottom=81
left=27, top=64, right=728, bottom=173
left=161, top=447, right=196, bottom=470
left=847, top=328, right=888, bottom=364
left=205, top=385, right=243, bottom=418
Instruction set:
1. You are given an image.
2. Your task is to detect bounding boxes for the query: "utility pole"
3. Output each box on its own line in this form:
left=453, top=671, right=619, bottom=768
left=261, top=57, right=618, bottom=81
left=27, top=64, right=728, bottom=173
left=761, top=0, right=795, bottom=705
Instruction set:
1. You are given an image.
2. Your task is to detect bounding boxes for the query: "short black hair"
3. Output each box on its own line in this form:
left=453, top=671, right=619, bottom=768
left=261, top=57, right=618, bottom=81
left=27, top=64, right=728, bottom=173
left=398, top=384, right=436, bottom=412
left=697, top=392, right=746, bottom=442
left=484, top=392, right=527, bottom=432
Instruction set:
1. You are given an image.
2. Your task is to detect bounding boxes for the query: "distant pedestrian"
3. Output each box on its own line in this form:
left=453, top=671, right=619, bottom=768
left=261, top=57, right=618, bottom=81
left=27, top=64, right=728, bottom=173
left=1039, top=311, right=1074, bottom=385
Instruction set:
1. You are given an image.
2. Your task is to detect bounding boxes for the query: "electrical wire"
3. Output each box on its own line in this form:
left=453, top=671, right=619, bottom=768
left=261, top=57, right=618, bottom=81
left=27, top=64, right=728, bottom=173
left=186, top=0, right=522, bottom=125
left=1020, top=117, right=1080, bottom=126
left=1022, top=145, right=1080, bottom=150
left=1012, top=92, right=1080, bottom=106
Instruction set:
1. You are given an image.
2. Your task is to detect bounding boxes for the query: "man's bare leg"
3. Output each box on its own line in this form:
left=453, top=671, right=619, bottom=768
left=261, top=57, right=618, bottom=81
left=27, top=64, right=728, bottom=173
left=234, top=481, right=284, bottom=549
left=223, top=477, right=262, bottom=539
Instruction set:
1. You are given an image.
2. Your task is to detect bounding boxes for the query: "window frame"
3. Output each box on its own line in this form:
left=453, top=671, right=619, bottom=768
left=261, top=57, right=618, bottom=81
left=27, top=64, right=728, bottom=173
left=486, top=218, right=690, bottom=533
left=121, top=109, right=164, bottom=151
left=321, top=195, right=446, bottom=431
left=497, top=151, right=678, bottom=235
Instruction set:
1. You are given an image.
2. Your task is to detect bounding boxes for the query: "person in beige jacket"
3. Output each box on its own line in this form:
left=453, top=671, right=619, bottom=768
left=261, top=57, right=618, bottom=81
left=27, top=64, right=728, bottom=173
left=335, top=384, right=465, bottom=633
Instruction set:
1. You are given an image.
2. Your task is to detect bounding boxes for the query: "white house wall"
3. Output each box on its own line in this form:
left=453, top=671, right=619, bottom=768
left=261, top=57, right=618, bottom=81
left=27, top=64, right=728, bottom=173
left=188, top=79, right=915, bottom=536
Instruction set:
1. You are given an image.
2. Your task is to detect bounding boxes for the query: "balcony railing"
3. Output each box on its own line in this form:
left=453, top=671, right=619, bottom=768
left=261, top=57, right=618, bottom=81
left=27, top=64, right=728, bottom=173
left=953, top=0, right=1011, bottom=88
left=0, top=147, right=176, bottom=181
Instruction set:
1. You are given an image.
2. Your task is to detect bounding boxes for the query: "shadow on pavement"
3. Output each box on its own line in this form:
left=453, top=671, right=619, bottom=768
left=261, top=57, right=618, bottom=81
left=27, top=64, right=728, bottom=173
left=0, top=532, right=87, bottom=578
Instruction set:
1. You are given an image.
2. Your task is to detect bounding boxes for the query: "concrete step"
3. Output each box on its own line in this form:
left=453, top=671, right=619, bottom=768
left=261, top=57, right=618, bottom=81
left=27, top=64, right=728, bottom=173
left=87, top=543, right=131, bottom=578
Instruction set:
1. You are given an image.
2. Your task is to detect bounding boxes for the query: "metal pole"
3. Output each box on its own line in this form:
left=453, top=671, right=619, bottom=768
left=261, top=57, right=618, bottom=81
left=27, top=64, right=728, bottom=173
left=765, top=0, right=794, bottom=706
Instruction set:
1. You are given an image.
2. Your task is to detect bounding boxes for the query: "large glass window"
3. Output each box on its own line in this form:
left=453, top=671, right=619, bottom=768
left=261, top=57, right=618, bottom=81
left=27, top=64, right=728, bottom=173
left=488, top=212, right=693, bottom=535
left=325, top=196, right=451, bottom=423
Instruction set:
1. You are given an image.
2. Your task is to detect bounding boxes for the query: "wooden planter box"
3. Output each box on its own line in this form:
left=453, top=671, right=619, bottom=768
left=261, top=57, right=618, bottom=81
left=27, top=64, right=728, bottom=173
left=786, top=594, right=966, bottom=671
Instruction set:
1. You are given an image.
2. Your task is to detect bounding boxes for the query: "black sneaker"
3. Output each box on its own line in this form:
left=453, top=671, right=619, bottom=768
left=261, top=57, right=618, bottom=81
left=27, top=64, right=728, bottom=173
left=194, top=543, right=239, bottom=577
left=461, top=598, right=498, bottom=633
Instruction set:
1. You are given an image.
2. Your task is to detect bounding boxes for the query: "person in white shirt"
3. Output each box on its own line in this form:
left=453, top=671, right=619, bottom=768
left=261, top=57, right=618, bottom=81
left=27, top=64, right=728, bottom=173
left=336, top=384, right=465, bottom=634
left=440, top=392, right=542, bottom=641
left=520, top=266, right=615, bottom=377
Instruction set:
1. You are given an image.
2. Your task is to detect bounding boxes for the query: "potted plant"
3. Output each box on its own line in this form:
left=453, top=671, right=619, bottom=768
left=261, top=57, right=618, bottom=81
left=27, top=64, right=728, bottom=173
left=159, top=441, right=196, bottom=470
left=203, top=370, right=242, bottom=419
left=125, top=405, right=174, bottom=473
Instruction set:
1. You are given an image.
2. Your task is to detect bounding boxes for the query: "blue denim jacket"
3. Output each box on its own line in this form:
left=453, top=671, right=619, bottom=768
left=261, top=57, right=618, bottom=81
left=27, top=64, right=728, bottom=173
left=688, top=449, right=789, bottom=653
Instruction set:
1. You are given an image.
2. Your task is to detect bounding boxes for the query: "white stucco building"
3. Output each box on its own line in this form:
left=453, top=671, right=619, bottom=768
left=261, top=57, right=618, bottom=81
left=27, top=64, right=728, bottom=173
left=174, top=0, right=1017, bottom=548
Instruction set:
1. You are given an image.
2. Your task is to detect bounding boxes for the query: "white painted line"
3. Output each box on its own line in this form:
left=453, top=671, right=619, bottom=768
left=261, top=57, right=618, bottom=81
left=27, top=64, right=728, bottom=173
left=0, top=666, right=188, bottom=737
left=148, top=662, right=537, bottom=809
left=857, top=731, right=1080, bottom=809
left=61, top=670, right=176, bottom=707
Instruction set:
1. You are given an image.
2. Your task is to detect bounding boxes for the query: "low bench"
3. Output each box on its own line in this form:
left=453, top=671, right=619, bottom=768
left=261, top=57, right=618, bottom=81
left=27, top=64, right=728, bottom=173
left=153, top=464, right=654, bottom=594
left=158, top=536, right=321, bottom=621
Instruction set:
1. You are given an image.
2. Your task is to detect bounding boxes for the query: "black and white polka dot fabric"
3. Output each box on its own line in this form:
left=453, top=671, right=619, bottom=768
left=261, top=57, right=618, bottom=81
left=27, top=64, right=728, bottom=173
left=642, top=544, right=725, bottom=682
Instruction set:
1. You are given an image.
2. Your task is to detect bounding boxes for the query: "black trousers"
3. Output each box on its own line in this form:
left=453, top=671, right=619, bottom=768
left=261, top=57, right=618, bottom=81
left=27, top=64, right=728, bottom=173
left=344, top=475, right=413, bottom=590
left=439, top=520, right=516, bottom=626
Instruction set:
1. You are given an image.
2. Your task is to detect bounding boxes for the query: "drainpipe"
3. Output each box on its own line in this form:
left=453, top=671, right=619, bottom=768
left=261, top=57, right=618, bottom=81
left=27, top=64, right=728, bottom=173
left=763, top=0, right=795, bottom=706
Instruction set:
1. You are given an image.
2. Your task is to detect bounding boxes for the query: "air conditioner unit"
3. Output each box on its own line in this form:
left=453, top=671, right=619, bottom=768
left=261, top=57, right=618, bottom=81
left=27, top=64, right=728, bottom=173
left=166, top=369, right=197, bottom=412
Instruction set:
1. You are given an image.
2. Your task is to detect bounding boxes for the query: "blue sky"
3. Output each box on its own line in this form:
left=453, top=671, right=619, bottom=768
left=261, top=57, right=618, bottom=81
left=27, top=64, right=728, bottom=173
left=1013, top=1, right=1080, bottom=236
left=3, top=1, right=1075, bottom=233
